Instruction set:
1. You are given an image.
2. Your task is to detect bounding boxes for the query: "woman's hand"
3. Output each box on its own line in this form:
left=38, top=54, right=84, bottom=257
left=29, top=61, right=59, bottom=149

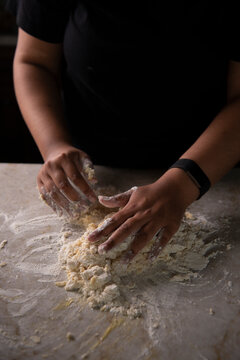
left=88, top=168, right=199, bottom=262
left=37, top=144, right=98, bottom=217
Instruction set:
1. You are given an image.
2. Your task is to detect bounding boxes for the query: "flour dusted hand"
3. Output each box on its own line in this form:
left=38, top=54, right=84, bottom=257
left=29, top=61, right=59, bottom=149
left=88, top=168, right=200, bottom=262
left=38, top=144, right=98, bottom=218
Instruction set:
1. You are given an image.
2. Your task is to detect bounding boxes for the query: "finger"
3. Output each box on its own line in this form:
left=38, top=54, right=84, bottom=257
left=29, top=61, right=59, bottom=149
left=88, top=208, right=134, bottom=242
left=38, top=171, right=88, bottom=218
left=39, top=185, right=63, bottom=217
left=61, top=158, right=97, bottom=203
left=98, top=215, right=146, bottom=255
left=73, top=157, right=98, bottom=202
left=148, top=228, right=164, bottom=260
left=121, top=222, right=160, bottom=263
left=81, top=157, right=98, bottom=184
left=98, top=186, right=138, bottom=208
left=47, top=164, right=83, bottom=202
left=148, top=227, right=176, bottom=261
left=38, top=176, right=70, bottom=216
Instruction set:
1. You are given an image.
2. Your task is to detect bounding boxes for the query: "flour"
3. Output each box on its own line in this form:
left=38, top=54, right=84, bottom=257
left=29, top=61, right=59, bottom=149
left=58, top=198, right=221, bottom=318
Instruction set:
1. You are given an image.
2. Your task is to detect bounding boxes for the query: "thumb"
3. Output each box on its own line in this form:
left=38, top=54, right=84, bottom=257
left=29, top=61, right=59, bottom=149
left=98, top=186, right=138, bottom=208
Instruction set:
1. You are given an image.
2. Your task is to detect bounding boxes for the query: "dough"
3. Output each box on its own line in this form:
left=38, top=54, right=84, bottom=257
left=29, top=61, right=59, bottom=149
left=58, top=199, right=219, bottom=318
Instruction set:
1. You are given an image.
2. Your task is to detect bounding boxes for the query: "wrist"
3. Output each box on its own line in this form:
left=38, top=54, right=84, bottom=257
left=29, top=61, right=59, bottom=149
left=42, top=140, right=74, bottom=161
left=169, top=158, right=211, bottom=199
left=157, top=168, right=200, bottom=207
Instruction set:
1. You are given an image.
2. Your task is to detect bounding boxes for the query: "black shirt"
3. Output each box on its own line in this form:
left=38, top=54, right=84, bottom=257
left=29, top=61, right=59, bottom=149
left=6, top=0, right=240, bottom=167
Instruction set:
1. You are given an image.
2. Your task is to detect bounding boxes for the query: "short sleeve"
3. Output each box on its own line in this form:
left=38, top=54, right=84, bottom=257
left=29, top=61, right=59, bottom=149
left=5, top=0, right=73, bottom=43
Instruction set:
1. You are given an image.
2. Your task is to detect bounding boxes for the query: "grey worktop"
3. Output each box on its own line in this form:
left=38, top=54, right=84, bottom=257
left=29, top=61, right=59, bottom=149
left=0, top=163, right=239, bottom=360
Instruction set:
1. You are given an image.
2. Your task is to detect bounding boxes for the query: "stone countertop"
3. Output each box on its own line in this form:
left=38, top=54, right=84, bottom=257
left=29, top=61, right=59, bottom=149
left=0, top=163, right=240, bottom=360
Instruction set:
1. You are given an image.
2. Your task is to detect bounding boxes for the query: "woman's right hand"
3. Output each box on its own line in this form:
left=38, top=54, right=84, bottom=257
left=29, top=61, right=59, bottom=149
left=37, top=144, right=98, bottom=217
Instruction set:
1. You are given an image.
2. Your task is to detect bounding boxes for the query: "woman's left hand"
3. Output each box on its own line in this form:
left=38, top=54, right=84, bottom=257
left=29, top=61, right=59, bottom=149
left=87, top=168, right=199, bottom=262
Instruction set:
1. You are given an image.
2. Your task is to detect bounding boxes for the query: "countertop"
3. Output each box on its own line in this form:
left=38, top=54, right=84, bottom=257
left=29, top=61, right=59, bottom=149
left=0, top=163, right=240, bottom=360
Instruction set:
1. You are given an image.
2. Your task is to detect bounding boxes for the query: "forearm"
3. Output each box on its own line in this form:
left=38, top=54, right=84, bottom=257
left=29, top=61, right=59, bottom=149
left=13, top=60, right=71, bottom=160
left=181, top=99, right=240, bottom=185
left=157, top=100, right=240, bottom=206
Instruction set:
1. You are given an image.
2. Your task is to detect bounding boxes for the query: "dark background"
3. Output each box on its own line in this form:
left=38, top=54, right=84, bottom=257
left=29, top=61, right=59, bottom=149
left=0, top=3, right=239, bottom=168
left=0, top=0, right=42, bottom=163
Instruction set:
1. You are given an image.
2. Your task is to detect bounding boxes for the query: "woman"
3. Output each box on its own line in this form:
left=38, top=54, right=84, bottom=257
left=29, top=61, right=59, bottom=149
left=6, top=0, right=240, bottom=261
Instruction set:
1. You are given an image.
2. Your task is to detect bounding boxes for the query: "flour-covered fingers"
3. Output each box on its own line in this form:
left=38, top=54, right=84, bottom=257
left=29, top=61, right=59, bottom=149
left=149, top=226, right=178, bottom=261
left=121, top=222, right=161, bottom=263
left=98, top=215, right=145, bottom=254
left=88, top=209, right=134, bottom=242
left=50, top=169, right=82, bottom=202
left=39, top=185, right=63, bottom=217
left=98, top=186, right=138, bottom=208
left=38, top=175, right=71, bottom=216
left=59, top=156, right=97, bottom=203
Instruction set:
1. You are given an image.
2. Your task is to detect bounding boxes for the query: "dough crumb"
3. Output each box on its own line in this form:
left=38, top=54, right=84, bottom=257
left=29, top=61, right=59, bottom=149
left=66, top=332, right=75, bottom=341
left=63, top=231, right=72, bottom=239
left=0, top=240, right=7, bottom=250
left=30, top=335, right=41, bottom=344
left=81, top=353, right=89, bottom=359
left=85, top=167, right=95, bottom=181
left=55, top=281, right=67, bottom=287
left=209, top=308, right=215, bottom=315
left=185, top=211, right=195, bottom=220
left=0, top=262, right=7, bottom=267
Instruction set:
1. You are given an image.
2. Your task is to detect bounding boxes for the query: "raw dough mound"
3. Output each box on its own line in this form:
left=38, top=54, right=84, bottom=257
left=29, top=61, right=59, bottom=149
left=58, top=201, right=219, bottom=318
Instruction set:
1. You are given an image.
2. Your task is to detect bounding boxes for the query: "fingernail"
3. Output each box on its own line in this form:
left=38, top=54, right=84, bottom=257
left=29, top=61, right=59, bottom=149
left=88, top=229, right=105, bottom=242
left=88, top=230, right=100, bottom=241
left=98, top=195, right=111, bottom=202
left=88, top=235, right=103, bottom=242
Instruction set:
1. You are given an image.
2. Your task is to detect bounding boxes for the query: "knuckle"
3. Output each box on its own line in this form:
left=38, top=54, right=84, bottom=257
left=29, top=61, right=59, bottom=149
left=56, top=152, right=71, bottom=164
left=45, top=159, right=57, bottom=171
left=58, top=153, right=67, bottom=161
left=126, top=202, right=138, bottom=213
left=45, top=159, right=52, bottom=168
left=142, top=208, right=152, bottom=218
